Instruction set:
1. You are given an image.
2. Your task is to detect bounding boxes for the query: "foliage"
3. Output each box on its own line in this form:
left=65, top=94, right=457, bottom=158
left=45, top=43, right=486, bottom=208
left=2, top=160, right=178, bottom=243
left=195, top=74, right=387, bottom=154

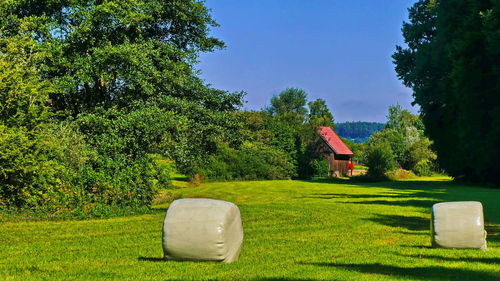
left=407, top=138, right=437, bottom=171
left=310, top=158, right=330, bottom=177
left=262, top=88, right=339, bottom=179
left=393, top=0, right=500, bottom=185
left=307, top=98, right=334, bottom=128
left=335, top=122, right=385, bottom=143
left=1, top=123, right=83, bottom=211
left=365, top=142, right=398, bottom=179
left=0, top=0, right=244, bottom=214
left=369, top=129, right=406, bottom=164
left=237, top=111, right=274, bottom=144
left=0, top=120, right=171, bottom=216
left=386, top=169, right=418, bottom=180
left=149, top=154, right=175, bottom=189
left=367, top=105, right=437, bottom=172
left=0, top=0, right=230, bottom=114
left=197, top=141, right=296, bottom=181
left=0, top=34, right=54, bottom=128
left=412, top=159, right=433, bottom=177
left=266, top=87, right=308, bottom=127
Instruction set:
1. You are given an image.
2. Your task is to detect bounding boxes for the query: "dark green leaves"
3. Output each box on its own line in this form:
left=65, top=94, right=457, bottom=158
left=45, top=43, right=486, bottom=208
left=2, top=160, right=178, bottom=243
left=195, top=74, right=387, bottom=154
left=393, top=0, right=500, bottom=185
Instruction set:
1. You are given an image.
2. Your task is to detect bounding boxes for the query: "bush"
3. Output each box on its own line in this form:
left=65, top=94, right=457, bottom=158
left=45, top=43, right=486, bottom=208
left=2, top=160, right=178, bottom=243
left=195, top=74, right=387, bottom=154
left=310, top=158, right=330, bottom=177
left=365, top=143, right=397, bottom=179
left=404, top=138, right=437, bottom=170
left=0, top=123, right=92, bottom=212
left=197, top=141, right=296, bottom=181
left=149, top=154, right=175, bottom=189
left=387, top=169, right=418, bottom=180
left=412, top=159, right=433, bottom=176
left=72, top=107, right=179, bottom=207
left=0, top=113, right=174, bottom=217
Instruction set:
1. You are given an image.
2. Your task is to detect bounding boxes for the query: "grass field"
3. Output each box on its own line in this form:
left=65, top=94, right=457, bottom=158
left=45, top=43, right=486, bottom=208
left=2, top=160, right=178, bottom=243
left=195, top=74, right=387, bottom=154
left=1, top=176, right=499, bottom=280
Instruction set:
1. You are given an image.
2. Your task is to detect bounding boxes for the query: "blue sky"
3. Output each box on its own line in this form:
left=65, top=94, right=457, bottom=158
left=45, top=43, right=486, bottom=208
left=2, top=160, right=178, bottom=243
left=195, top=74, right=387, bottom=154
left=197, top=0, right=418, bottom=122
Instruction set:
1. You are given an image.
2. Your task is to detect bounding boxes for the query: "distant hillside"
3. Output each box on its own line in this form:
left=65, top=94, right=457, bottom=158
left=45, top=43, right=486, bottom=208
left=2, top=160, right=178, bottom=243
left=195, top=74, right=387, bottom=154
left=335, top=122, right=384, bottom=143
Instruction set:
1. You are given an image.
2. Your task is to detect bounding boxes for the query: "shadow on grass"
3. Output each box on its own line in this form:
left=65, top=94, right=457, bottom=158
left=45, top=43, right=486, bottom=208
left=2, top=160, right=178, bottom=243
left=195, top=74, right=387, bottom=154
left=400, top=245, right=433, bottom=249
left=485, top=224, right=500, bottom=241
left=307, top=191, right=434, bottom=199
left=393, top=231, right=428, bottom=235
left=340, top=199, right=439, bottom=209
left=300, top=178, right=452, bottom=190
left=138, top=256, right=166, bottom=262
left=303, top=262, right=500, bottom=280
left=171, top=279, right=319, bottom=281
left=254, top=279, right=319, bottom=281
left=151, top=207, right=168, bottom=213
left=365, top=214, right=429, bottom=231
left=404, top=254, right=500, bottom=265
left=301, top=178, right=447, bottom=207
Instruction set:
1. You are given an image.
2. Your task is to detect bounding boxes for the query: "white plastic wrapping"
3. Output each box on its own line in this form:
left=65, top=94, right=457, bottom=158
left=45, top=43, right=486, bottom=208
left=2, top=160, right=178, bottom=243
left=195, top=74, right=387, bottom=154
left=431, top=201, right=487, bottom=250
left=162, top=198, right=243, bottom=262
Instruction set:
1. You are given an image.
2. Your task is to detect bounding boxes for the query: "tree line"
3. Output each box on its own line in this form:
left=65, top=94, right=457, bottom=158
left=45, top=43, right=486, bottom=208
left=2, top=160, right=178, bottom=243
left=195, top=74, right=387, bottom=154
left=393, top=0, right=500, bottom=186
left=362, top=105, right=437, bottom=179
left=2, top=0, right=497, bottom=218
left=335, top=122, right=384, bottom=143
left=0, top=1, right=335, bottom=217
left=0, top=0, right=244, bottom=217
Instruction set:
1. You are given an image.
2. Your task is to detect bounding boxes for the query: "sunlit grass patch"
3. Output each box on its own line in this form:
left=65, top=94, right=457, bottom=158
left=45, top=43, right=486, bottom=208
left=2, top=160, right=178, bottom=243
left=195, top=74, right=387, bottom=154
left=1, top=176, right=499, bottom=280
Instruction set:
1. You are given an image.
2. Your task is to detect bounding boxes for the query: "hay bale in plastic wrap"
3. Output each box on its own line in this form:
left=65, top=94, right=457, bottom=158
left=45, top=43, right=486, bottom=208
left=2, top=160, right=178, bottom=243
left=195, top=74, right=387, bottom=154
left=431, top=201, right=487, bottom=249
left=162, top=198, right=243, bottom=263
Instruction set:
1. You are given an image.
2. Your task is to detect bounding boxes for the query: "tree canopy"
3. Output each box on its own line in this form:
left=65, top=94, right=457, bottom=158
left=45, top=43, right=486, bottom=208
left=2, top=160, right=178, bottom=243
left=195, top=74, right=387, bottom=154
left=308, top=99, right=334, bottom=129
left=267, top=88, right=308, bottom=127
left=0, top=0, right=245, bottom=215
left=365, top=105, right=436, bottom=176
left=393, top=0, right=500, bottom=185
left=0, top=0, right=241, bottom=114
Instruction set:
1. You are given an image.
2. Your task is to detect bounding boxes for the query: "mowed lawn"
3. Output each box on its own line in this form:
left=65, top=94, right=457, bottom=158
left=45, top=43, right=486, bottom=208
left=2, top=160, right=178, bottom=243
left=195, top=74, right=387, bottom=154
left=1, top=177, right=499, bottom=280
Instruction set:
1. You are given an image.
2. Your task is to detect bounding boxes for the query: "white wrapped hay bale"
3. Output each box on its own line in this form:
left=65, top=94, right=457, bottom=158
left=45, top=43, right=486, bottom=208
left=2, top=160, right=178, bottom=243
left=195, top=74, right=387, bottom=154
left=162, top=198, right=243, bottom=263
left=431, top=201, right=487, bottom=249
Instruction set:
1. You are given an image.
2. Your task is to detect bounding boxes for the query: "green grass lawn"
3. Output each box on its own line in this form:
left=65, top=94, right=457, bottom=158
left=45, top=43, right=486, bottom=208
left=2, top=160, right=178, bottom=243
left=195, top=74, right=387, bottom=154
left=1, top=176, right=499, bottom=280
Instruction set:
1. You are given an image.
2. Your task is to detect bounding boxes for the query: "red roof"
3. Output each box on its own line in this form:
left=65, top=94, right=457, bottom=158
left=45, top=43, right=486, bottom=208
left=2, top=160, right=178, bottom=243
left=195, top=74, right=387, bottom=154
left=317, top=126, right=354, bottom=155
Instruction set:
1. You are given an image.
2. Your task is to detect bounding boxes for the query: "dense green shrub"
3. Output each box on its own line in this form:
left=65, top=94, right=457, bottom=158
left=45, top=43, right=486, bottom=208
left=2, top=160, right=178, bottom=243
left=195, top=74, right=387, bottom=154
left=412, top=160, right=433, bottom=177
left=198, top=141, right=296, bottom=181
left=0, top=108, right=173, bottom=216
left=0, top=124, right=88, bottom=211
left=310, top=158, right=330, bottom=177
left=365, top=143, right=397, bottom=179
left=366, top=105, right=437, bottom=174
left=387, top=169, right=418, bottom=180
left=72, top=106, right=179, bottom=206
left=406, top=138, right=437, bottom=171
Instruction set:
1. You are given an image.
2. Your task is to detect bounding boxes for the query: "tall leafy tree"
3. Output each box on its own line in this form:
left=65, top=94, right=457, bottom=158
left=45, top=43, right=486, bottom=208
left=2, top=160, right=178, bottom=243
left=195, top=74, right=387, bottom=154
left=307, top=98, right=334, bottom=129
left=0, top=0, right=244, bottom=175
left=0, top=0, right=238, bottom=113
left=0, top=34, right=54, bottom=129
left=0, top=0, right=247, bottom=214
left=368, top=105, right=435, bottom=171
left=263, top=89, right=339, bottom=178
left=393, top=0, right=500, bottom=185
left=267, top=87, right=308, bottom=126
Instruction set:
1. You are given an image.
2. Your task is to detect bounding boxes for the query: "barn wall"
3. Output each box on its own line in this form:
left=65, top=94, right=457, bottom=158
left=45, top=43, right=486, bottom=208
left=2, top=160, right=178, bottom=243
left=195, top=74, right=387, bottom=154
left=333, top=159, right=349, bottom=176
left=315, top=139, right=350, bottom=177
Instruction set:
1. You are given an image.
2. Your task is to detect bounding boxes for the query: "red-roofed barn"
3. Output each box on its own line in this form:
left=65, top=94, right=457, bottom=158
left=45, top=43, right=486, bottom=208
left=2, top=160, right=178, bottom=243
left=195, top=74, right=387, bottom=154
left=317, top=126, right=354, bottom=176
